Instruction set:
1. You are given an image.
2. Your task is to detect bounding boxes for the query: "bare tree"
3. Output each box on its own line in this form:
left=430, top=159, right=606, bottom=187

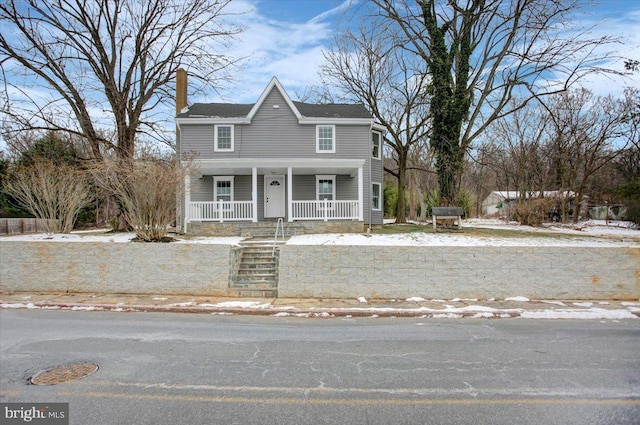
left=371, top=0, right=618, bottom=206
left=544, top=89, right=629, bottom=222
left=0, top=0, right=240, bottom=161
left=4, top=160, right=93, bottom=233
left=321, top=18, right=431, bottom=223
left=484, top=98, right=552, bottom=197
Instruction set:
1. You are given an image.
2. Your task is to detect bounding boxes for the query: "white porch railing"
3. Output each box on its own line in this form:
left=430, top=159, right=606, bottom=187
left=291, top=200, right=359, bottom=221
left=188, top=201, right=254, bottom=222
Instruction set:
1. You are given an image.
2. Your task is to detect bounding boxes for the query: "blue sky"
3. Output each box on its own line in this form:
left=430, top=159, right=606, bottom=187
left=1, top=0, right=639, bottom=150
left=204, top=0, right=640, bottom=105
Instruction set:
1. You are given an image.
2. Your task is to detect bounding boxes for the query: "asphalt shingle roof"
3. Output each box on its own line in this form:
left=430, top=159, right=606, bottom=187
left=177, top=101, right=372, bottom=119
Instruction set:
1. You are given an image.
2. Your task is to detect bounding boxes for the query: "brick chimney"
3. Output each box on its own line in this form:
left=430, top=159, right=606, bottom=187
left=176, top=68, right=188, bottom=116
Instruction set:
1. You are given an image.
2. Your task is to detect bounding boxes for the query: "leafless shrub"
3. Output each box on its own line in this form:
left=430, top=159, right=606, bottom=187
left=3, top=160, right=93, bottom=233
left=92, top=159, right=186, bottom=242
left=512, top=198, right=556, bottom=227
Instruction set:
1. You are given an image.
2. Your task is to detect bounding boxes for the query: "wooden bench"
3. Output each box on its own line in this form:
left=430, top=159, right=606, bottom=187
left=431, top=207, right=464, bottom=232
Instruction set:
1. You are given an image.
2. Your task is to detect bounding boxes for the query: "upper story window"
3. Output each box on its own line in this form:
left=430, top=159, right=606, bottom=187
left=214, top=125, right=234, bottom=152
left=372, top=131, right=381, bottom=159
left=316, top=125, right=335, bottom=153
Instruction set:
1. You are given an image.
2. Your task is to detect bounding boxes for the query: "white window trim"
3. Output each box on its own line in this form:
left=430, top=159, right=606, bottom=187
left=213, top=176, right=234, bottom=204
left=316, top=175, right=336, bottom=202
left=214, top=125, right=234, bottom=152
left=372, top=182, right=382, bottom=211
left=316, top=125, right=336, bottom=153
left=372, top=131, right=382, bottom=160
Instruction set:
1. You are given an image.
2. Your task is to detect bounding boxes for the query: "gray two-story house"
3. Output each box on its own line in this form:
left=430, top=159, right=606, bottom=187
left=176, top=73, right=384, bottom=235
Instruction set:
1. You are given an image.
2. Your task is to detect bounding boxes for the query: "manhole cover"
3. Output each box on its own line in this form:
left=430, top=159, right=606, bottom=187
left=30, top=362, right=99, bottom=385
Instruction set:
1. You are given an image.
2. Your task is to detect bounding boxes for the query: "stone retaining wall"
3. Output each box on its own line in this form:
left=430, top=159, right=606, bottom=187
left=278, top=245, right=640, bottom=300
left=1, top=241, right=638, bottom=299
left=0, top=242, right=231, bottom=295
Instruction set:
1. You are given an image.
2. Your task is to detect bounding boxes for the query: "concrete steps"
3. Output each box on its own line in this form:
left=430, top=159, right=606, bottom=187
left=230, top=240, right=284, bottom=298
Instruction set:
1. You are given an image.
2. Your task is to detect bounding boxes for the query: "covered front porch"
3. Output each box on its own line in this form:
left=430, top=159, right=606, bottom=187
left=182, top=159, right=365, bottom=233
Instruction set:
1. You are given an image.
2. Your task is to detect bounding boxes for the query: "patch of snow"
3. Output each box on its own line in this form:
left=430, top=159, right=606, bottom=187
left=1, top=232, right=136, bottom=243
left=521, top=308, right=637, bottom=320
left=598, top=301, right=610, bottom=305
left=450, top=298, right=478, bottom=302
left=541, top=300, right=567, bottom=307
left=473, top=312, right=495, bottom=318
left=622, top=302, right=639, bottom=306
left=1, top=303, right=29, bottom=309
left=166, top=302, right=196, bottom=307
left=357, top=296, right=368, bottom=303
left=406, top=297, right=426, bottom=302
left=152, top=297, right=168, bottom=301
left=505, top=296, right=530, bottom=302
left=212, top=301, right=272, bottom=309
left=70, top=306, right=102, bottom=311
left=432, top=313, right=463, bottom=319
left=572, top=302, right=594, bottom=308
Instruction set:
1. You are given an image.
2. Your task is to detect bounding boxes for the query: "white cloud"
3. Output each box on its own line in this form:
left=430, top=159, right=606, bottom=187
left=199, top=0, right=351, bottom=104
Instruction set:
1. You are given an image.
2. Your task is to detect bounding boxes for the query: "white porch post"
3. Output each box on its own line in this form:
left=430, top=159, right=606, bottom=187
left=252, top=167, right=258, bottom=222
left=357, top=166, right=364, bottom=221
left=184, top=173, right=190, bottom=233
left=287, top=166, right=293, bottom=222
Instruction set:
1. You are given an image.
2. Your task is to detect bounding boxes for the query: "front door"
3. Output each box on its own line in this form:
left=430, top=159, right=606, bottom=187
left=264, top=175, right=285, bottom=218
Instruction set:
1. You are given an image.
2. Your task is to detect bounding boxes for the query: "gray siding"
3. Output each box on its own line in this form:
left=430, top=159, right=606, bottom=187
left=180, top=86, right=385, bottom=227
left=180, top=88, right=371, bottom=161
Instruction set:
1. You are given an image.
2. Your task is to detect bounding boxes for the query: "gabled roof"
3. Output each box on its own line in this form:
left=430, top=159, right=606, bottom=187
left=176, top=77, right=372, bottom=121
left=178, top=103, right=253, bottom=118
left=292, top=101, right=371, bottom=119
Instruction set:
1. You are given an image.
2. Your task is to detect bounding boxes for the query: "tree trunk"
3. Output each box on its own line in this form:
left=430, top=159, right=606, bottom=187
left=396, top=158, right=407, bottom=223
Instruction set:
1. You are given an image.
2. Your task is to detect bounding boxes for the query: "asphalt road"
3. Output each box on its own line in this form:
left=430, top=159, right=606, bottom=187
left=1, top=309, right=639, bottom=424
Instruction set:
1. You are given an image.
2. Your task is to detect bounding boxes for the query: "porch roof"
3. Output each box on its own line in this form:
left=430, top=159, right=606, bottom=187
left=190, top=158, right=365, bottom=177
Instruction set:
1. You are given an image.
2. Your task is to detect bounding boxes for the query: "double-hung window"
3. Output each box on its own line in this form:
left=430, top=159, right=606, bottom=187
left=213, top=176, right=234, bottom=210
left=316, top=175, right=335, bottom=208
left=372, top=131, right=381, bottom=160
left=372, top=182, right=381, bottom=211
left=214, top=125, right=234, bottom=152
left=316, top=125, right=335, bottom=153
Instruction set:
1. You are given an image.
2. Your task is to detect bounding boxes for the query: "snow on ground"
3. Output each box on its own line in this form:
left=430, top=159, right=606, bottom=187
left=505, top=296, right=531, bottom=302
left=0, top=231, right=243, bottom=245
left=289, top=219, right=639, bottom=247
left=1, top=219, right=637, bottom=246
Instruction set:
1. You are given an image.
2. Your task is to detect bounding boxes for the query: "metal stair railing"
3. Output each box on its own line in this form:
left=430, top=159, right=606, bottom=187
left=272, top=217, right=285, bottom=257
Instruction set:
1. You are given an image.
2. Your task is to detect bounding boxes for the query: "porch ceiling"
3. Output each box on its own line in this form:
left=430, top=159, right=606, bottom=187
left=191, top=158, right=365, bottom=176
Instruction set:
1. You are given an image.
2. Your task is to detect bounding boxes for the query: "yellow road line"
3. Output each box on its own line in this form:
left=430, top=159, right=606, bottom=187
left=56, top=391, right=640, bottom=406
left=0, top=390, right=23, bottom=396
